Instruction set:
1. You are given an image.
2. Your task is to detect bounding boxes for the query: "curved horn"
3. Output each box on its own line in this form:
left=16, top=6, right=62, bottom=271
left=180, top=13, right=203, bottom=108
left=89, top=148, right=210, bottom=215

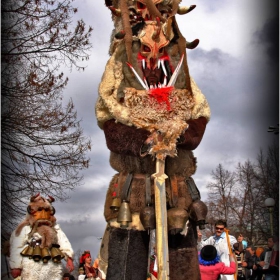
left=177, top=5, right=196, bottom=15
left=186, top=39, right=199, bottom=49
left=105, top=0, right=112, bottom=7
left=30, top=193, right=40, bottom=202
left=152, top=17, right=161, bottom=40
left=50, top=206, right=56, bottom=216
left=152, top=17, right=160, bottom=40
left=108, top=6, right=121, bottom=17
left=47, top=195, right=55, bottom=203
left=165, top=17, right=173, bottom=41
left=27, top=205, right=33, bottom=214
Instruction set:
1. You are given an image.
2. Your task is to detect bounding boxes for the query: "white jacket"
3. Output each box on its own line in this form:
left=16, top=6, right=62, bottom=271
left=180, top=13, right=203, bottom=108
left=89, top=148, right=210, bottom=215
left=9, top=224, right=74, bottom=280
left=198, top=233, right=237, bottom=280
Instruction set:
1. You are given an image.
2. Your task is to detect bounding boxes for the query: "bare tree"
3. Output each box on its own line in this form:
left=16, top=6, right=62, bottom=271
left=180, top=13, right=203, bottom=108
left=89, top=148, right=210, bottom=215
left=254, top=142, right=279, bottom=239
left=206, top=164, right=237, bottom=224
left=233, top=160, right=265, bottom=243
left=1, top=0, right=93, bottom=239
left=204, top=143, right=279, bottom=243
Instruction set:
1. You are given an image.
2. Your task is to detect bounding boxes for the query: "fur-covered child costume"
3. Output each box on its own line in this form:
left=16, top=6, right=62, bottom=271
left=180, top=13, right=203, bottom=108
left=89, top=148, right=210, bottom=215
left=95, top=1, right=211, bottom=279
left=9, top=194, right=74, bottom=280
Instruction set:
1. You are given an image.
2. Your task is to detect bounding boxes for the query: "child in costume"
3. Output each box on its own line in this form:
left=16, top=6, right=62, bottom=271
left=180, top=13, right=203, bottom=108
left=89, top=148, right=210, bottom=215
left=9, top=194, right=74, bottom=280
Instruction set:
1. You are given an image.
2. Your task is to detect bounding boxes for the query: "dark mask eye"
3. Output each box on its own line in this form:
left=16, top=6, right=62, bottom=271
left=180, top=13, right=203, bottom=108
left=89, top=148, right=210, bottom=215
left=51, top=207, right=56, bottom=216
left=143, top=45, right=151, bottom=52
left=37, top=207, right=43, bottom=211
left=44, top=207, right=50, bottom=212
left=27, top=206, right=35, bottom=214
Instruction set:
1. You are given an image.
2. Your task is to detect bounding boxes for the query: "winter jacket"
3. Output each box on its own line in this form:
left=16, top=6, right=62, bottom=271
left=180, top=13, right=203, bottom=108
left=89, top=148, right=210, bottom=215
left=199, top=261, right=236, bottom=280
left=198, top=233, right=237, bottom=280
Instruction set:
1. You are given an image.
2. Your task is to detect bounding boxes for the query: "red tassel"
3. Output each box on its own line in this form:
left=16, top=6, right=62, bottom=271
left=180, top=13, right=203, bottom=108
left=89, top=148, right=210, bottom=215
left=149, top=86, right=173, bottom=111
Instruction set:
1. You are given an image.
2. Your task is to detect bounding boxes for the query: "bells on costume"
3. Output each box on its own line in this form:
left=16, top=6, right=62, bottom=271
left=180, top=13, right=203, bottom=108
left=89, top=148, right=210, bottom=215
left=140, top=205, right=156, bottom=232
left=32, top=244, right=42, bottom=262
left=20, top=244, right=34, bottom=258
left=110, top=197, right=121, bottom=212
left=41, top=247, right=52, bottom=263
left=140, top=175, right=156, bottom=232
left=20, top=242, right=64, bottom=263
left=51, top=244, right=65, bottom=263
left=113, top=174, right=208, bottom=233
left=167, top=208, right=189, bottom=235
left=117, top=200, right=132, bottom=228
left=189, top=200, right=208, bottom=230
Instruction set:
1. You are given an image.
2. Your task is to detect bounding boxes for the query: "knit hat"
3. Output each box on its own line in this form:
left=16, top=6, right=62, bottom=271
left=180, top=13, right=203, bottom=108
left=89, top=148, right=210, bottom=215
left=200, top=245, right=217, bottom=261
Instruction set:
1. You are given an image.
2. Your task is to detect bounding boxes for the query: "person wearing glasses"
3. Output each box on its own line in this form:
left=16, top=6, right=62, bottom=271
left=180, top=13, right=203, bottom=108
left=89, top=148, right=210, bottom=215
left=198, top=220, right=237, bottom=280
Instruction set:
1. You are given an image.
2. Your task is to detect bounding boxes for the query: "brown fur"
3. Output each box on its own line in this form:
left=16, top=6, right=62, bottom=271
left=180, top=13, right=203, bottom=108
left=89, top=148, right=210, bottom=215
left=38, top=225, right=58, bottom=248
left=109, top=148, right=196, bottom=175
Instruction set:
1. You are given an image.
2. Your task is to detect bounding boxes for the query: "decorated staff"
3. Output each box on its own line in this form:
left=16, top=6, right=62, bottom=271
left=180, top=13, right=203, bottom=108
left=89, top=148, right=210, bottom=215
left=225, top=228, right=237, bottom=280
left=9, top=194, right=74, bottom=280
left=95, top=1, right=210, bottom=279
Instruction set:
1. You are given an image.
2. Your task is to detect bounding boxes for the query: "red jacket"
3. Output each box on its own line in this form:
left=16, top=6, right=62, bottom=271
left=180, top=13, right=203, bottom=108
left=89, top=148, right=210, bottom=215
left=199, top=261, right=236, bottom=280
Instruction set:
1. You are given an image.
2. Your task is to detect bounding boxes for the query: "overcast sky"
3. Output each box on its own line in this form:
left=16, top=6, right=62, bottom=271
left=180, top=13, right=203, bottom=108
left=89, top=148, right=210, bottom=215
left=52, top=0, right=279, bottom=261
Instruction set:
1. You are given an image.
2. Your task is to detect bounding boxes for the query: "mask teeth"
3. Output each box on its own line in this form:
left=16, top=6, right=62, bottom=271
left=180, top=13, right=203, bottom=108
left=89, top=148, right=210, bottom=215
left=150, top=84, right=154, bottom=89
left=157, top=59, right=161, bottom=69
left=160, top=59, right=168, bottom=77
left=167, top=54, right=184, bottom=87
left=163, top=76, right=167, bottom=87
left=142, top=59, right=145, bottom=70
left=158, top=83, right=162, bottom=88
left=126, top=62, right=148, bottom=90
left=144, top=77, right=149, bottom=89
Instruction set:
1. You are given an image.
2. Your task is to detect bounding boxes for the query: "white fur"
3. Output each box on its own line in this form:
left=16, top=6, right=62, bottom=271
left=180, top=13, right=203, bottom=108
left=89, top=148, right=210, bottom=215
left=9, top=224, right=74, bottom=280
left=21, top=258, right=63, bottom=280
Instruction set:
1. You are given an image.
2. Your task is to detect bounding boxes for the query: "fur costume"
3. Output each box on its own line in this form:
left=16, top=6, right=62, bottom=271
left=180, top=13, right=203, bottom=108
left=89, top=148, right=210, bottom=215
left=9, top=194, right=74, bottom=280
left=95, top=1, right=211, bottom=279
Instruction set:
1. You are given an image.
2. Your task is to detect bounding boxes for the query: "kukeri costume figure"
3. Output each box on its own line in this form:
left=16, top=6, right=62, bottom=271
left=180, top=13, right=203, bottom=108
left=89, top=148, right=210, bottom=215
left=9, top=194, right=74, bottom=280
left=95, top=1, right=210, bottom=279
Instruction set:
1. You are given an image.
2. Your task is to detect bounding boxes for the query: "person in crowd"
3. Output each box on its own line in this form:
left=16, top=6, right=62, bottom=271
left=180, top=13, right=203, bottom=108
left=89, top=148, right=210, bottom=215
left=237, top=233, right=248, bottom=250
left=242, top=245, right=262, bottom=280
left=199, top=245, right=236, bottom=280
left=63, top=273, right=75, bottom=280
left=92, top=257, right=106, bottom=280
left=198, top=220, right=237, bottom=280
left=79, top=251, right=99, bottom=279
left=78, top=266, right=85, bottom=280
left=257, top=237, right=279, bottom=280
left=233, top=242, right=246, bottom=279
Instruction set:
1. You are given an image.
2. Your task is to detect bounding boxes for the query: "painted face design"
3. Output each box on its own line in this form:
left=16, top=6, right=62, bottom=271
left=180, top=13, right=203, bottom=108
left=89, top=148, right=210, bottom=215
left=139, top=22, right=171, bottom=88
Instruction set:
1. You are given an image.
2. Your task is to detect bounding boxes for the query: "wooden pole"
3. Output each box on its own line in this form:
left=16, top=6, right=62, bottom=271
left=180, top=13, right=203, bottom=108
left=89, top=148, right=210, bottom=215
left=224, top=228, right=237, bottom=280
left=152, top=158, right=169, bottom=280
